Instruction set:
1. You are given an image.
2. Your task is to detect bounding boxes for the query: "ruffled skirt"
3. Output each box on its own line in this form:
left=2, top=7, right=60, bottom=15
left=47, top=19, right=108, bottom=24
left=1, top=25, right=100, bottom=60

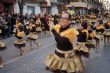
left=103, top=31, right=110, bottom=37
left=0, top=42, right=6, bottom=51
left=45, top=49, right=83, bottom=73
left=14, top=40, right=26, bottom=48
left=27, top=33, right=38, bottom=40
left=74, top=42, right=90, bottom=58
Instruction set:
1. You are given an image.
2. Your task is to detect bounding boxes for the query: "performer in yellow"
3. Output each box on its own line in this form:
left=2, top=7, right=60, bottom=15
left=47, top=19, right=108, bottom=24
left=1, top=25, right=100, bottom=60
left=74, top=21, right=89, bottom=58
left=87, top=25, right=100, bottom=51
left=95, top=20, right=104, bottom=49
left=14, top=24, right=26, bottom=56
left=103, top=21, right=110, bottom=46
left=0, top=29, right=6, bottom=68
left=13, top=19, right=22, bottom=37
left=45, top=12, right=83, bottom=73
left=27, top=20, right=40, bottom=49
left=96, top=20, right=104, bottom=34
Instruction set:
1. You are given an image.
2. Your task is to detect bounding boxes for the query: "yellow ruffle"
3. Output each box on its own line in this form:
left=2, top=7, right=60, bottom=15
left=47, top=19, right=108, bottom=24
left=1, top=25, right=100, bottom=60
left=74, top=42, right=90, bottom=53
left=82, top=29, right=89, bottom=39
left=14, top=40, right=26, bottom=44
left=96, top=25, right=104, bottom=30
left=103, top=31, right=110, bottom=36
left=27, top=33, right=38, bottom=39
left=17, top=32, right=24, bottom=37
left=90, top=32, right=97, bottom=38
left=16, top=23, right=22, bottom=28
left=0, top=42, right=6, bottom=48
left=45, top=54, right=83, bottom=73
left=53, top=25, right=79, bottom=44
left=107, top=22, right=110, bottom=27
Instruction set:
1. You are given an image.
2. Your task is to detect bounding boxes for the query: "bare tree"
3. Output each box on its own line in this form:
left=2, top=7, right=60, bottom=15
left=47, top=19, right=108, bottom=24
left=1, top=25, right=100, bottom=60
left=17, top=0, right=25, bottom=14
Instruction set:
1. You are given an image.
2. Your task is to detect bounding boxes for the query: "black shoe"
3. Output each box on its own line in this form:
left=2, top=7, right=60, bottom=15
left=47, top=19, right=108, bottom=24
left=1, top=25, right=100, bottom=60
left=45, top=66, right=50, bottom=70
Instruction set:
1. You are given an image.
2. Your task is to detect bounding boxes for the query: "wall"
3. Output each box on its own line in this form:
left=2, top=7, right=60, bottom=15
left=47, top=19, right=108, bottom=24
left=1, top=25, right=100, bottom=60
left=51, top=5, right=58, bottom=15
left=14, top=3, right=41, bottom=14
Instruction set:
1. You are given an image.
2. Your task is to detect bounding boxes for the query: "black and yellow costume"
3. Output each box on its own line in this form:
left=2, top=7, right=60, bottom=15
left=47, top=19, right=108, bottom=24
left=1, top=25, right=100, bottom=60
left=87, top=30, right=99, bottom=48
left=74, top=29, right=90, bottom=58
left=13, top=22, right=22, bottom=37
left=14, top=26, right=25, bottom=49
left=45, top=25, right=83, bottom=73
left=0, top=30, right=6, bottom=51
left=0, top=42, right=6, bottom=51
left=96, top=24, right=104, bottom=34
left=103, top=22, right=110, bottom=37
left=0, top=29, right=6, bottom=68
left=27, top=24, right=38, bottom=40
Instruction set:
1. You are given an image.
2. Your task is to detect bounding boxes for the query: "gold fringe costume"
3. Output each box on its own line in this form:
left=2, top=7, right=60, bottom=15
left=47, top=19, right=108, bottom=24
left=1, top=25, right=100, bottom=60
left=45, top=25, right=83, bottom=73
left=0, top=41, right=6, bottom=51
left=14, top=31, right=26, bottom=49
left=96, top=25, right=104, bottom=40
left=27, top=25, right=38, bottom=40
left=0, top=30, right=6, bottom=51
left=103, top=22, right=110, bottom=37
left=96, top=25, right=104, bottom=34
left=74, top=29, right=90, bottom=58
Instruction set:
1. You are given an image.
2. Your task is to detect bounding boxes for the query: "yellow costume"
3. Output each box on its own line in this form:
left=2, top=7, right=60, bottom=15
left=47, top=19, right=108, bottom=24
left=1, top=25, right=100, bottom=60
left=45, top=25, right=83, bottom=73
left=14, top=30, right=25, bottom=49
left=103, top=22, right=110, bottom=36
left=27, top=24, right=38, bottom=40
left=74, top=29, right=90, bottom=58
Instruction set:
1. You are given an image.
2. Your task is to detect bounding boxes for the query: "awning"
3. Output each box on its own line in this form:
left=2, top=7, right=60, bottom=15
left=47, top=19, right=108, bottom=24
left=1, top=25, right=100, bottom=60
left=70, top=2, right=87, bottom=8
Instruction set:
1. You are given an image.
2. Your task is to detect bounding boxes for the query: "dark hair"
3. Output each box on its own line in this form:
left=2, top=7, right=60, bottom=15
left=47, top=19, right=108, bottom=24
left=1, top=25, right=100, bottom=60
left=82, top=21, right=87, bottom=29
left=18, top=25, right=24, bottom=31
left=62, top=11, right=71, bottom=20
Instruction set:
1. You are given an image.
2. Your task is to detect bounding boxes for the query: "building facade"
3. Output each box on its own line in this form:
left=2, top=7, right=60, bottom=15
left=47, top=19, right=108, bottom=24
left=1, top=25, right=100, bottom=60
left=14, top=0, right=60, bottom=15
left=68, top=0, right=103, bottom=15
left=0, top=0, right=16, bottom=13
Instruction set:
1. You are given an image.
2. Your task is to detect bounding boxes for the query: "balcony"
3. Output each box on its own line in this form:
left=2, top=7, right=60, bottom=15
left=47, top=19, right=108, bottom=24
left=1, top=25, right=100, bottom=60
left=70, top=2, right=88, bottom=8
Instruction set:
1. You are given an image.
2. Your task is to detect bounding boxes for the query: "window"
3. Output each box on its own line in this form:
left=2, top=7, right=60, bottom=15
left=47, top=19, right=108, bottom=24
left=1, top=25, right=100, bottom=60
left=27, top=6, right=35, bottom=14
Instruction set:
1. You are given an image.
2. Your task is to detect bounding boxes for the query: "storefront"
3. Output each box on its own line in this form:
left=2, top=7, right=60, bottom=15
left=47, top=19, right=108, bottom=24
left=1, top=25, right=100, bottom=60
left=0, top=0, right=16, bottom=13
left=40, top=2, right=52, bottom=14
left=40, top=1, right=58, bottom=15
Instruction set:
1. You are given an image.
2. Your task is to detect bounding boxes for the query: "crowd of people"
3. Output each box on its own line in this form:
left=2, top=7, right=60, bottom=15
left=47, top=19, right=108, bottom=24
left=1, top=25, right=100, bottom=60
left=0, top=11, right=110, bottom=73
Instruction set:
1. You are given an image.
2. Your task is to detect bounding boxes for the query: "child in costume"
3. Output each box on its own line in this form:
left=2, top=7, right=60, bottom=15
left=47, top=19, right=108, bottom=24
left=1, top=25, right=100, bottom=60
left=0, top=29, right=6, bottom=68
left=87, top=25, right=100, bottom=51
left=27, top=20, right=40, bottom=49
left=14, top=24, right=26, bottom=55
left=103, top=21, right=110, bottom=46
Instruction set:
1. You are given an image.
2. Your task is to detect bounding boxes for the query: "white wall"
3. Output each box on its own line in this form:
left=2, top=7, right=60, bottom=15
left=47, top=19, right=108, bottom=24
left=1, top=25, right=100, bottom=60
left=23, top=3, right=41, bottom=14
left=14, top=2, right=20, bottom=13
left=70, top=2, right=87, bottom=8
left=51, top=5, right=58, bottom=15
left=14, top=3, right=41, bottom=14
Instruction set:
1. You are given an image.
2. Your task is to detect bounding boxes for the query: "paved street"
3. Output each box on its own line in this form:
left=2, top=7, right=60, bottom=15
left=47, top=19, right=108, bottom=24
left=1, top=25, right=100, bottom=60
left=0, top=34, right=110, bottom=73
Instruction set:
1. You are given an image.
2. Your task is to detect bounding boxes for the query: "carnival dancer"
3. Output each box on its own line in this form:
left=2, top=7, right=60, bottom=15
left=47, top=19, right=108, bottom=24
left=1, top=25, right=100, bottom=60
left=103, top=21, right=110, bottom=46
left=74, top=21, right=90, bottom=61
left=0, top=29, right=6, bottom=68
left=95, top=20, right=104, bottom=49
left=14, top=24, right=26, bottom=56
left=27, top=20, right=40, bottom=50
left=13, top=18, right=21, bottom=37
left=96, top=20, right=104, bottom=34
left=35, top=17, right=42, bottom=38
left=87, top=25, right=100, bottom=52
left=45, top=12, right=83, bottom=73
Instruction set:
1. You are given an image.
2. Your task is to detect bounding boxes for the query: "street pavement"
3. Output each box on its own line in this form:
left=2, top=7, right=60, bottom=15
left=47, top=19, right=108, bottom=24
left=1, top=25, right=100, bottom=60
left=0, top=33, right=110, bottom=73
